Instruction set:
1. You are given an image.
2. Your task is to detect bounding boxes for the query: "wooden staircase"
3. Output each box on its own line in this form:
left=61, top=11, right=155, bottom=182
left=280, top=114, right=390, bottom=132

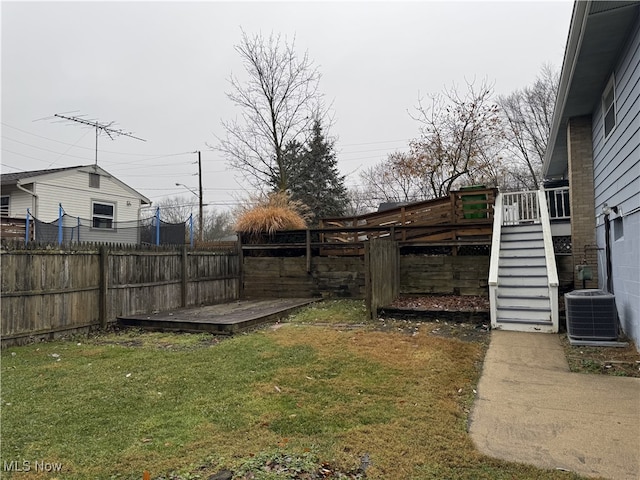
left=489, top=191, right=559, bottom=333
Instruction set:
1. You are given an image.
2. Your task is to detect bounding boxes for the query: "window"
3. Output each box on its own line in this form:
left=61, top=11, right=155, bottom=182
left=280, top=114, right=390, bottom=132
left=92, top=202, right=114, bottom=229
left=0, top=196, right=9, bottom=217
left=89, top=173, right=100, bottom=188
left=602, top=75, right=616, bottom=139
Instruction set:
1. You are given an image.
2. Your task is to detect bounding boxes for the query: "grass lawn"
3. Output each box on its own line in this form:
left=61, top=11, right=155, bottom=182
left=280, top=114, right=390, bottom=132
left=1, top=300, right=589, bottom=480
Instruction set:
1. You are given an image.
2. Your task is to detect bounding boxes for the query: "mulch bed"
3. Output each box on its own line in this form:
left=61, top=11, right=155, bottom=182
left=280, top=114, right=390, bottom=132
left=380, top=295, right=490, bottom=324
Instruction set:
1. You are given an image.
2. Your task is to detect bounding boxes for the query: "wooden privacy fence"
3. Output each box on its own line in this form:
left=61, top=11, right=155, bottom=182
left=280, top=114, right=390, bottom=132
left=365, top=238, right=400, bottom=320
left=1, top=245, right=240, bottom=346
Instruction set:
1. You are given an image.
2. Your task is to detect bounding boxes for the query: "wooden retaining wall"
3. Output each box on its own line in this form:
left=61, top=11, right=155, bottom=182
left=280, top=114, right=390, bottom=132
left=1, top=246, right=240, bottom=346
left=400, top=255, right=490, bottom=296
left=242, top=250, right=488, bottom=308
left=242, top=256, right=365, bottom=299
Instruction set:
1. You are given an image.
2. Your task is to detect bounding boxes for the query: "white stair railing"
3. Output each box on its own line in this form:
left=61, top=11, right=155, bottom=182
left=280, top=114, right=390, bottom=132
left=538, top=190, right=559, bottom=332
left=545, top=186, right=571, bottom=221
left=502, top=190, right=540, bottom=225
left=489, top=193, right=503, bottom=328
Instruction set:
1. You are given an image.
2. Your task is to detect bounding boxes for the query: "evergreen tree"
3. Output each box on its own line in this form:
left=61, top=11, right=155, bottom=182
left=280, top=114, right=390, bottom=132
left=286, top=119, right=349, bottom=223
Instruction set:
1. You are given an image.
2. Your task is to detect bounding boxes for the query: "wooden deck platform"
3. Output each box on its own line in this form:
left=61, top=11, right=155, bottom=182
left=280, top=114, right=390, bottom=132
left=117, top=298, right=317, bottom=334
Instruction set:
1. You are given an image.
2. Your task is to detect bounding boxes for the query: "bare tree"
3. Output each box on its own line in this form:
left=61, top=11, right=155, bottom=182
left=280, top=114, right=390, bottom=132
left=153, top=196, right=194, bottom=223
left=358, top=151, right=428, bottom=207
left=344, top=185, right=375, bottom=216
left=498, top=64, right=559, bottom=190
left=408, top=78, right=503, bottom=198
left=216, top=30, right=327, bottom=192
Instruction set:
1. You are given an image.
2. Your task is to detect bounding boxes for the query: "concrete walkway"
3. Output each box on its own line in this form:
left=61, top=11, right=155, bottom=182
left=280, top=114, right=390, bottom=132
left=469, top=331, right=640, bottom=480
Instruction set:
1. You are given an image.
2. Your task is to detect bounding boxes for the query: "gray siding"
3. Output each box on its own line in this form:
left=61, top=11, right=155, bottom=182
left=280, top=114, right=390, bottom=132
left=592, top=16, right=640, bottom=216
left=592, top=16, right=640, bottom=350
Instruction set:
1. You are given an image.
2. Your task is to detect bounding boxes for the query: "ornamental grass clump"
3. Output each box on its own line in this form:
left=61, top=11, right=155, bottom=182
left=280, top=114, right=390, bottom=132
left=235, top=191, right=310, bottom=240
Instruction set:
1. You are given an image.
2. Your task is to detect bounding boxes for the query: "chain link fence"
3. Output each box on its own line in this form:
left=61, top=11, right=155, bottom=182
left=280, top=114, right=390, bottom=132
left=26, top=206, right=191, bottom=246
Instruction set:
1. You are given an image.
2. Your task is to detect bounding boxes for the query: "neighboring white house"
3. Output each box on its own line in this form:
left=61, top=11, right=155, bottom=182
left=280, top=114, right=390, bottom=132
left=1, top=164, right=151, bottom=244
left=544, top=1, right=640, bottom=349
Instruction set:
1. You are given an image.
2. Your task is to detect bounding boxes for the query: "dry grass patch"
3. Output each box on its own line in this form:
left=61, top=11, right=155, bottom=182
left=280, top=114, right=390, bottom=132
left=262, top=325, right=484, bottom=477
left=2, top=301, right=590, bottom=479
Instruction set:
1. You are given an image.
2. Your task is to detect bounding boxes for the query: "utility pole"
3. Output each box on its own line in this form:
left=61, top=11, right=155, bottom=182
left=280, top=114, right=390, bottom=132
left=53, top=113, right=145, bottom=165
left=197, top=150, right=203, bottom=243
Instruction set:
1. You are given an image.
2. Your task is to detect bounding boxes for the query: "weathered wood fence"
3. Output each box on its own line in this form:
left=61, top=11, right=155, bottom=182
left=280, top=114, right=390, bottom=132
left=365, top=239, right=400, bottom=320
left=2, top=237, right=494, bottom=346
left=1, top=245, right=240, bottom=346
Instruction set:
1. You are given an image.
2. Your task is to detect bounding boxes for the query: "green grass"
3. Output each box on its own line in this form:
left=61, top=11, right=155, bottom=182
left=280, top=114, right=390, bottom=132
left=1, top=300, right=591, bottom=479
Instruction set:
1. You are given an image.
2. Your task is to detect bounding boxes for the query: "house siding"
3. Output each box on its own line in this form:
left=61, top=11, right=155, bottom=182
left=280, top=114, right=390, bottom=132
left=2, top=167, right=151, bottom=245
left=592, top=15, right=640, bottom=216
left=2, top=186, right=35, bottom=217
left=592, top=16, right=640, bottom=348
left=32, top=169, right=144, bottom=223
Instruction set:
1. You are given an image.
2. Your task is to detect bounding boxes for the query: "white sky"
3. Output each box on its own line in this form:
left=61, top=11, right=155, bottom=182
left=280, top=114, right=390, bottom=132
left=1, top=0, right=574, bottom=214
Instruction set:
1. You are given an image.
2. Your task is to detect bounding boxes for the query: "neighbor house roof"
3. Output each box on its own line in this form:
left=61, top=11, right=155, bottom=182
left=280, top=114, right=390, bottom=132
left=1, top=164, right=151, bottom=204
left=0, top=166, right=81, bottom=186
left=543, top=0, right=640, bottom=178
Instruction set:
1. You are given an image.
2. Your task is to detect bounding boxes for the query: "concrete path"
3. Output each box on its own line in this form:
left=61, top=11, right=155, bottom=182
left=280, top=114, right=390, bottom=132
left=469, top=331, right=640, bottom=480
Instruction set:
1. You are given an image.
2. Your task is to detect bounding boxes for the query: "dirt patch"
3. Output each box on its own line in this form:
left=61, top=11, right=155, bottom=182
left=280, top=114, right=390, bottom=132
left=560, top=333, right=640, bottom=378
left=386, top=295, right=640, bottom=377
left=375, top=314, right=490, bottom=345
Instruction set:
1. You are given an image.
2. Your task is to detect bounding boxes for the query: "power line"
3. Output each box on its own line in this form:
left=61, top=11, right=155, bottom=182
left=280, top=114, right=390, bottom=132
left=2, top=137, right=94, bottom=161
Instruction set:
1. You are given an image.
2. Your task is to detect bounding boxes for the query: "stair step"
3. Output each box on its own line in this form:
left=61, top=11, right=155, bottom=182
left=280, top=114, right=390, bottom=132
left=498, top=285, right=549, bottom=297
left=500, top=234, right=544, bottom=245
left=497, top=306, right=551, bottom=321
left=499, top=249, right=545, bottom=257
left=499, top=256, right=546, bottom=267
left=498, top=266, right=547, bottom=276
left=499, top=263, right=547, bottom=270
left=502, top=224, right=542, bottom=233
left=497, top=295, right=550, bottom=308
left=498, top=275, right=548, bottom=287
left=496, top=317, right=554, bottom=326
left=500, top=243, right=544, bottom=249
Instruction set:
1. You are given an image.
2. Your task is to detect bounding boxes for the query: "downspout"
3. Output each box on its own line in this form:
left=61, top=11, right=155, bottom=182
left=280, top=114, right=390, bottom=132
left=16, top=181, right=38, bottom=218
left=604, top=213, right=613, bottom=293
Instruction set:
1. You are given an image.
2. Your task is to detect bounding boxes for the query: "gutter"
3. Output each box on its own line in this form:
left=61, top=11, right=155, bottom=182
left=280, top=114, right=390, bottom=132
left=543, top=0, right=590, bottom=177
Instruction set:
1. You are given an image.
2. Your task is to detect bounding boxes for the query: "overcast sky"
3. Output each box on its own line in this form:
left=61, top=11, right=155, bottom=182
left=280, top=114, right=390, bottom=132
left=1, top=0, right=574, bottom=215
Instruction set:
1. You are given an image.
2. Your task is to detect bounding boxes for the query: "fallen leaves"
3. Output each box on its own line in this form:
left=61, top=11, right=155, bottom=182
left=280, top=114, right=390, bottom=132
left=391, top=295, right=490, bottom=312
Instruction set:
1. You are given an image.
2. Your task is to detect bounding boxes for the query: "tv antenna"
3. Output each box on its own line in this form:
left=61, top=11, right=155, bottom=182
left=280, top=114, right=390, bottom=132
left=52, top=113, right=146, bottom=166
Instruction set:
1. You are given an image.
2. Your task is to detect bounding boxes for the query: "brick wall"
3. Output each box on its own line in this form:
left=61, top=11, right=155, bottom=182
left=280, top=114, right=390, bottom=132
left=567, top=116, right=598, bottom=288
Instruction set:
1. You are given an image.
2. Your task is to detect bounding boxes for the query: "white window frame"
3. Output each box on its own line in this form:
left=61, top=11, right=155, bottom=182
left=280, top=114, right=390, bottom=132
left=92, top=201, right=115, bottom=229
left=602, top=74, right=617, bottom=140
left=0, top=195, right=9, bottom=217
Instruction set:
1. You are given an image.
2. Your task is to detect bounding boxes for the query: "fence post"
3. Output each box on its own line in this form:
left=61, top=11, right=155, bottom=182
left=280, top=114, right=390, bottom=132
left=364, top=241, right=372, bottom=320
left=58, top=203, right=63, bottom=245
left=450, top=192, right=457, bottom=223
left=189, top=213, right=194, bottom=248
left=99, top=245, right=108, bottom=329
left=181, top=245, right=188, bottom=307
left=25, top=209, right=31, bottom=245
left=306, top=229, right=311, bottom=273
left=237, top=235, right=244, bottom=299
left=155, top=207, right=160, bottom=246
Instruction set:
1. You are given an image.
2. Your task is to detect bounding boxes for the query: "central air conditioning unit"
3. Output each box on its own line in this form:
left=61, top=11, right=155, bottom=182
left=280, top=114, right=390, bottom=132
left=565, top=289, right=618, bottom=341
